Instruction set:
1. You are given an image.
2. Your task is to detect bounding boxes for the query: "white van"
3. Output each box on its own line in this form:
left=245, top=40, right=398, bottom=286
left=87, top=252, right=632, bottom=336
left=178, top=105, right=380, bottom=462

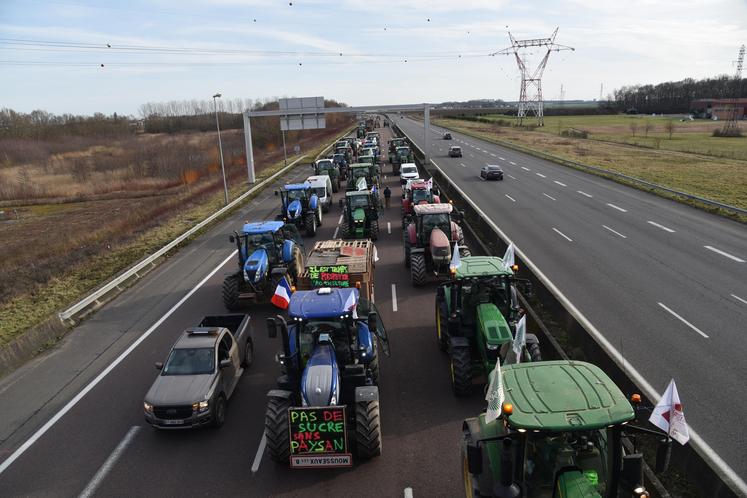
left=306, top=175, right=333, bottom=212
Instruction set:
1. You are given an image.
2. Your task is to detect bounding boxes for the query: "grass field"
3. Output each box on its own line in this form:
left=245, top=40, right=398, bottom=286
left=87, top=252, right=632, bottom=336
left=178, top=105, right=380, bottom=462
left=433, top=117, right=747, bottom=215
left=0, top=125, right=349, bottom=348
left=479, top=114, right=747, bottom=160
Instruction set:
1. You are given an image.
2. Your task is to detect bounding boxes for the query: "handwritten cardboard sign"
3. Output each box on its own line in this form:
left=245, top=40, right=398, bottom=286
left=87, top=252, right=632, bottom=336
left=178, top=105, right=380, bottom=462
left=307, top=264, right=350, bottom=288
left=288, top=407, right=349, bottom=467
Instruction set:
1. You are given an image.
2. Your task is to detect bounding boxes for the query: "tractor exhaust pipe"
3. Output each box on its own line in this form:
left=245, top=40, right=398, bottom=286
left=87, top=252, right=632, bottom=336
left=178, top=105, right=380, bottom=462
left=492, top=438, right=520, bottom=498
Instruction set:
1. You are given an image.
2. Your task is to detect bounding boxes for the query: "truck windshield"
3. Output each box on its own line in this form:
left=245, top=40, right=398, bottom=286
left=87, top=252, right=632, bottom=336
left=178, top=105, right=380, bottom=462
left=162, top=348, right=215, bottom=375
left=285, top=189, right=306, bottom=201
left=313, top=187, right=326, bottom=198
left=523, top=429, right=610, bottom=498
left=317, top=161, right=333, bottom=170
left=412, top=189, right=430, bottom=203
left=422, top=213, right=450, bottom=233
left=401, top=166, right=417, bottom=175
left=349, top=195, right=369, bottom=208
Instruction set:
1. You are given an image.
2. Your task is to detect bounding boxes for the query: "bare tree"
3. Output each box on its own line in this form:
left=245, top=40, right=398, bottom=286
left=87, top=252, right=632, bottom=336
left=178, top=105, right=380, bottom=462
left=629, top=122, right=638, bottom=137
left=665, top=120, right=676, bottom=139
left=643, top=122, right=653, bottom=138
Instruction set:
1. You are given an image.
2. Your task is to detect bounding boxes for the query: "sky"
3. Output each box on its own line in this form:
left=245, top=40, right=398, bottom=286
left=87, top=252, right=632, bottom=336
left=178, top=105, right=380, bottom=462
left=1, top=0, right=745, bottom=116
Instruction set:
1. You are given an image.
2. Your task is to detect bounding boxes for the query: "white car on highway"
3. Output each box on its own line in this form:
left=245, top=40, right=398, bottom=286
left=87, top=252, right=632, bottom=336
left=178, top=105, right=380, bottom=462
left=399, top=163, right=419, bottom=185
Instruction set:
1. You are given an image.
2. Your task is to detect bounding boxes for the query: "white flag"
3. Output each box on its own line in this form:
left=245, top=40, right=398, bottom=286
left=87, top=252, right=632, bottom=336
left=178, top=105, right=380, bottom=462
left=356, top=176, right=367, bottom=191
left=484, top=359, right=505, bottom=424
left=649, top=379, right=690, bottom=445
left=502, top=243, right=515, bottom=269
left=449, top=241, right=461, bottom=271
left=425, top=178, right=433, bottom=190
left=510, top=315, right=526, bottom=364
left=373, top=245, right=380, bottom=262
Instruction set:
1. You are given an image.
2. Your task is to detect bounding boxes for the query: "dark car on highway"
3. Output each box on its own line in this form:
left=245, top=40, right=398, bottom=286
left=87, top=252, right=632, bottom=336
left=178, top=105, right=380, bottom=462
left=448, top=145, right=462, bottom=157
left=480, top=165, right=504, bottom=181
left=443, top=132, right=452, bottom=140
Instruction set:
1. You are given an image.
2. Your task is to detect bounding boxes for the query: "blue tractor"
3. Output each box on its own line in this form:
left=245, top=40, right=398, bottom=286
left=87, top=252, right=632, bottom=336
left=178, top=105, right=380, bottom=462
left=264, top=287, right=390, bottom=464
left=276, top=182, right=322, bottom=236
left=222, top=221, right=304, bottom=310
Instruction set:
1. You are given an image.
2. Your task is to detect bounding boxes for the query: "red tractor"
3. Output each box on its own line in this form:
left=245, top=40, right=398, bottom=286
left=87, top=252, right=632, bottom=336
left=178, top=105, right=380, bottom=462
left=401, top=181, right=440, bottom=228
left=403, top=203, right=470, bottom=286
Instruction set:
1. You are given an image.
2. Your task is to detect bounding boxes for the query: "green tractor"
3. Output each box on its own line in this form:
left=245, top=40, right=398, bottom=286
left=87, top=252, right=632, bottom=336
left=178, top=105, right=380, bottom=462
left=347, top=163, right=378, bottom=191
left=340, top=190, right=381, bottom=240
left=313, top=158, right=341, bottom=193
left=461, top=360, right=672, bottom=498
left=391, top=146, right=414, bottom=175
left=436, top=256, right=539, bottom=396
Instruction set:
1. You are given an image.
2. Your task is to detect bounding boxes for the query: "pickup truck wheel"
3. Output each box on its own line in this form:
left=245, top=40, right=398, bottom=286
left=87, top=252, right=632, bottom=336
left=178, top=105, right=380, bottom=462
left=265, top=397, right=291, bottom=462
left=212, top=395, right=227, bottom=428
left=241, top=339, right=254, bottom=368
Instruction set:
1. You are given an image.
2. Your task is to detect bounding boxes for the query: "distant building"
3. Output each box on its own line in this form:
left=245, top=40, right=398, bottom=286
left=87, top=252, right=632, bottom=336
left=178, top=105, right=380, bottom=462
left=690, top=98, right=747, bottom=119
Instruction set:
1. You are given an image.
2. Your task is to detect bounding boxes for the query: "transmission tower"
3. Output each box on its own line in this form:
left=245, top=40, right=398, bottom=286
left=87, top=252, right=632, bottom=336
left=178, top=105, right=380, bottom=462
left=721, top=44, right=745, bottom=137
left=493, top=28, right=574, bottom=126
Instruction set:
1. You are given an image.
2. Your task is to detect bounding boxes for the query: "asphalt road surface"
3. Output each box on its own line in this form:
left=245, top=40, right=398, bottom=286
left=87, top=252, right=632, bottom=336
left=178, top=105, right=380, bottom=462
left=395, top=115, right=747, bottom=482
left=0, top=125, right=484, bottom=497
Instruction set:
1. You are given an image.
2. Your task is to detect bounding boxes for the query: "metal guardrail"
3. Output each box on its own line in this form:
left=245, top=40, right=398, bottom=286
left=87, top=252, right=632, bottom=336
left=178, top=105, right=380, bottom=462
left=394, top=120, right=747, bottom=498
left=58, top=128, right=351, bottom=323
left=429, top=118, right=747, bottom=217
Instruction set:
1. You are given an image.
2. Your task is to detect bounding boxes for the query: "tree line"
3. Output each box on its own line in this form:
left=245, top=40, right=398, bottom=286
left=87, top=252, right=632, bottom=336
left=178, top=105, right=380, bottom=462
left=611, top=75, right=747, bottom=114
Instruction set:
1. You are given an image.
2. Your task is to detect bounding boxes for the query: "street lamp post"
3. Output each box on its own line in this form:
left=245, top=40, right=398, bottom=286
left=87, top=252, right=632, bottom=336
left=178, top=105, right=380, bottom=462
left=213, top=92, right=229, bottom=205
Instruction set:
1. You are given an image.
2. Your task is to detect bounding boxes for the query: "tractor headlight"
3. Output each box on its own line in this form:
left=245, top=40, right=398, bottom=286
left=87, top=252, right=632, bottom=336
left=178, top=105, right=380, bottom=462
left=143, top=401, right=153, bottom=413
left=487, top=344, right=499, bottom=350
left=192, top=400, right=209, bottom=413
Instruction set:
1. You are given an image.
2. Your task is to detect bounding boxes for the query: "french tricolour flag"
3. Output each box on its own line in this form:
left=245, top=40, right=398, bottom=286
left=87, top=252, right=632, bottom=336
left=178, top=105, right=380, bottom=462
left=271, top=276, right=292, bottom=310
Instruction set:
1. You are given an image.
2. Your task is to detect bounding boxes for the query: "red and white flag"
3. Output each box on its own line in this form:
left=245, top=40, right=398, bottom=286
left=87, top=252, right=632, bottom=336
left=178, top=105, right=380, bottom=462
left=271, top=276, right=292, bottom=310
left=649, top=379, right=690, bottom=445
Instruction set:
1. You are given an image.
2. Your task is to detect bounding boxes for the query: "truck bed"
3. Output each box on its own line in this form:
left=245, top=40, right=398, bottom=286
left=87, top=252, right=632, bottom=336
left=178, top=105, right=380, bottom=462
left=198, top=314, right=250, bottom=339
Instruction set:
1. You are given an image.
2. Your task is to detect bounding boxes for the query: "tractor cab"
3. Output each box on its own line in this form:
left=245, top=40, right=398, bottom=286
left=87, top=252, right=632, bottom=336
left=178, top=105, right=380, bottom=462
left=347, top=163, right=375, bottom=190
left=414, top=203, right=455, bottom=246
left=402, top=181, right=440, bottom=226
left=341, top=190, right=380, bottom=240
left=462, top=360, right=670, bottom=498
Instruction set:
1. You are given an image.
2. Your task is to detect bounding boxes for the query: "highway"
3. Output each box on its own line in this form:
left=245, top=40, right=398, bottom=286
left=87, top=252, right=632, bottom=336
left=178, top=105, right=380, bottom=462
left=0, top=125, right=485, bottom=496
left=395, top=116, right=747, bottom=481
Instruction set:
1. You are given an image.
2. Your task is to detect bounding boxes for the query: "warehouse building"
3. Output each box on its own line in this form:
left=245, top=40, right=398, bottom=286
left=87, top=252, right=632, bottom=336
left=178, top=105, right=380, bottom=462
left=690, top=98, right=747, bottom=119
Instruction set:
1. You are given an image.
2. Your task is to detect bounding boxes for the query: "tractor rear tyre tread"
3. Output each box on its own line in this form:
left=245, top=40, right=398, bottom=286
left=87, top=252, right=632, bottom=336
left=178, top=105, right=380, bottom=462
left=459, top=247, right=472, bottom=258
left=265, top=397, right=291, bottom=462
left=435, top=298, right=448, bottom=353
left=355, top=400, right=382, bottom=459
left=526, top=334, right=542, bottom=362
left=450, top=345, right=472, bottom=397
left=370, top=220, right=379, bottom=241
left=222, top=275, right=240, bottom=311
left=305, top=213, right=317, bottom=236
left=411, top=253, right=426, bottom=286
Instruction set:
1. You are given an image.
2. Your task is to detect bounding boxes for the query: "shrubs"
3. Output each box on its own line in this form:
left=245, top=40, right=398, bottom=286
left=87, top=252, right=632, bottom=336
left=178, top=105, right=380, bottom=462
left=712, top=127, right=744, bottom=137
left=560, top=128, right=589, bottom=139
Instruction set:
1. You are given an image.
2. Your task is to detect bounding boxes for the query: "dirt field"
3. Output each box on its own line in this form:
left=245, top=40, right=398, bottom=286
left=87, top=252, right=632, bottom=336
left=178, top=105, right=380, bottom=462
left=0, top=124, right=350, bottom=346
left=434, top=117, right=747, bottom=213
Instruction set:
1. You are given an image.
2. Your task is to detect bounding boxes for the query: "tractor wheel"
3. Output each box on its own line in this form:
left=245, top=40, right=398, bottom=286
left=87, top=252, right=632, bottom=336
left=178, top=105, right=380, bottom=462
left=370, top=220, right=379, bottom=241
left=459, top=247, right=472, bottom=258
left=265, top=396, right=291, bottom=462
left=289, top=247, right=303, bottom=282
left=526, top=334, right=542, bottom=362
left=222, top=274, right=240, bottom=311
left=304, top=212, right=317, bottom=236
left=332, top=180, right=339, bottom=193
left=355, top=399, right=382, bottom=459
left=450, top=345, right=472, bottom=397
left=368, top=340, right=380, bottom=384
left=340, top=222, right=350, bottom=239
left=435, top=298, right=448, bottom=353
left=410, top=253, right=426, bottom=286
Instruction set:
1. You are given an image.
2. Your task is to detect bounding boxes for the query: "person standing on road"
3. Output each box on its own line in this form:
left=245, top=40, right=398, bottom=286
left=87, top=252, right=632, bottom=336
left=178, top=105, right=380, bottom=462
left=383, top=186, right=391, bottom=208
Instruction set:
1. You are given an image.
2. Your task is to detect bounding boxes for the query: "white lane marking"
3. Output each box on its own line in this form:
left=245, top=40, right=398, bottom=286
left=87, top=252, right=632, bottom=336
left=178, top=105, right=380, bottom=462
left=333, top=226, right=340, bottom=239
left=542, top=193, right=556, bottom=201
left=521, top=166, right=530, bottom=171
left=508, top=174, right=517, bottom=180
left=658, top=303, right=709, bottom=338
left=469, top=154, right=475, bottom=158
left=0, top=250, right=239, bottom=477
left=251, top=432, right=267, bottom=473
left=337, top=214, right=343, bottom=225
left=577, top=190, right=593, bottom=198
left=732, top=294, right=747, bottom=305
left=704, top=245, right=745, bottom=263
left=499, top=157, right=505, bottom=161
left=647, top=220, right=676, bottom=233
left=606, top=203, right=628, bottom=213
left=554, top=180, right=567, bottom=187
left=509, top=161, right=517, bottom=166
left=505, top=194, right=516, bottom=202
left=79, top=426, right=141, bottom=498
left=536, top=173, right=546, bottom=178
left=460, top=162, right=466, bottom=168
left=489, top=153, right=496, bottom=157
left=387, top=222, right=391, bottom=234
left=404, top=488, right=414, bottom=498
left=553, top=228, right=573, bottom=242
left=391, top=283, right=398, bottom=312
left=602, top=225, right=627, bottom=239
